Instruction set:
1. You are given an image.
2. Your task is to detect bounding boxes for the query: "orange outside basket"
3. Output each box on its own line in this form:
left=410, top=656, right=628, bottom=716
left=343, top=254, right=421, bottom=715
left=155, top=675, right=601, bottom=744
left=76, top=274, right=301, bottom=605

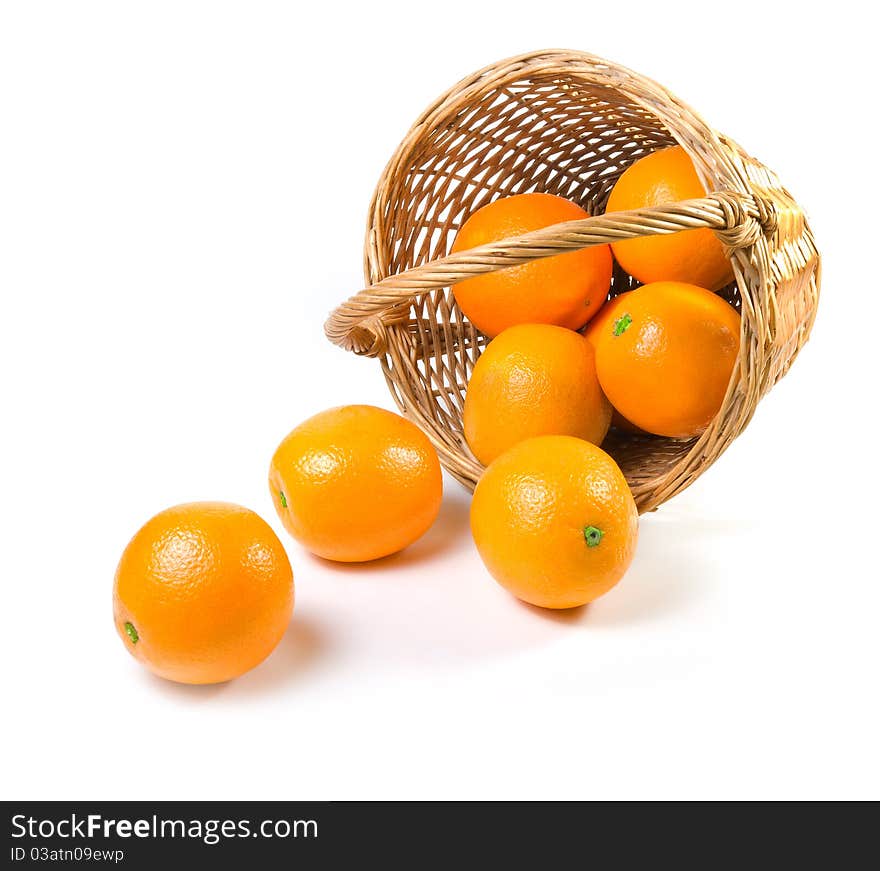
left=325, top=49, right=820, bottom=512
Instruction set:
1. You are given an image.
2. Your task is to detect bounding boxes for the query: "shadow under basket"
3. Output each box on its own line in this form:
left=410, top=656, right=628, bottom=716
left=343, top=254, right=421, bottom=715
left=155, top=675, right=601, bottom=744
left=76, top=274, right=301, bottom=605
left=325, top=49, right=821, bottom=513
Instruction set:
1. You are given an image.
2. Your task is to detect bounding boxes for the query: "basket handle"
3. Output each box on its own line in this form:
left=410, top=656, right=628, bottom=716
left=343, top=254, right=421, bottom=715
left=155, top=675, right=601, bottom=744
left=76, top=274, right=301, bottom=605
left=325, top=190, right=776, bottom=357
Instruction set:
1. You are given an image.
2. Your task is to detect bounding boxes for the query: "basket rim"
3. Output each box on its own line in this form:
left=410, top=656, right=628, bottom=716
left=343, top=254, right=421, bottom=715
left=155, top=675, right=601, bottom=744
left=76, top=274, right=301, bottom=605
left=366, top=49, right=757, bottom=260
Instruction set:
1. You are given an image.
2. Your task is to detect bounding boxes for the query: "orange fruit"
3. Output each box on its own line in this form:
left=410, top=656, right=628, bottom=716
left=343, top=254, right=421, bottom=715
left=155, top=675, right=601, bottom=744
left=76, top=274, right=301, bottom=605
left=113, top=502, right=294, bottom=685
left=586, top=281, right=741, bottom=438
left=450, top=193, right=613, bottom=337
left=463, top=323, right=611, bottom=466
left=471, top=435, right=638, bottom=609
left=606, top=146, right=734, bottom=291
left=270, top=405, right=442, bottom=562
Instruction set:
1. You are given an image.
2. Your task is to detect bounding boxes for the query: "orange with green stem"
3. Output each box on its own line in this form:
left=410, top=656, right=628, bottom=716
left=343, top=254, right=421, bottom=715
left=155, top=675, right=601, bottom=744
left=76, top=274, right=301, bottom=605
left=113, top=502, right=294, bottom=685
left=470, top=435, right=638, bottom=609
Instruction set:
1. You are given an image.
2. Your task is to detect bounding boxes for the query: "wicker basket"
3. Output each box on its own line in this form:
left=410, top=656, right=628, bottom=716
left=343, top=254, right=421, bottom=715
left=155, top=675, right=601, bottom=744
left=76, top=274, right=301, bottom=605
left=325, top=49, right=820, bottom=513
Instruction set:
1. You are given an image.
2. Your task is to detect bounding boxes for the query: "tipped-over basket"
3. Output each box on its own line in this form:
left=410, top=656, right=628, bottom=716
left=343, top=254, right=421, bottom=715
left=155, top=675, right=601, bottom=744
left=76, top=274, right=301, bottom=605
left=325, top=49, right=820, bottom=513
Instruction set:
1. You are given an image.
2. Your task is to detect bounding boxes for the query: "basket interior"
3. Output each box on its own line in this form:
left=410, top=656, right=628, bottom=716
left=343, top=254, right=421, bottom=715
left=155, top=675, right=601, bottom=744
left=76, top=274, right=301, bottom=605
left=374, top=72, right=740, bottom=490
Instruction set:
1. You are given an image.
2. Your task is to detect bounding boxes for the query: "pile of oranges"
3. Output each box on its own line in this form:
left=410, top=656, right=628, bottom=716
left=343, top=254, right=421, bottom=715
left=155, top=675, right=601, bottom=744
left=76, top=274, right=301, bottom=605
left=114, top=146, right=742, bottom=685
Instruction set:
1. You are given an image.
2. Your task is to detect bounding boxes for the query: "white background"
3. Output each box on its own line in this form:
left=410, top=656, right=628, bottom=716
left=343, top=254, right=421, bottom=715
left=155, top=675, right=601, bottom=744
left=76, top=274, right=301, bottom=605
left=2, top=1, right=877, bottom=800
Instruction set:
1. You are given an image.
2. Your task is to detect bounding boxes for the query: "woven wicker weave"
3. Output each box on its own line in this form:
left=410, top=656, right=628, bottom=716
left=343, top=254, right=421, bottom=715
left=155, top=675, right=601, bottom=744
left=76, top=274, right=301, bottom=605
left=325, top=49, right=820, bottom=512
